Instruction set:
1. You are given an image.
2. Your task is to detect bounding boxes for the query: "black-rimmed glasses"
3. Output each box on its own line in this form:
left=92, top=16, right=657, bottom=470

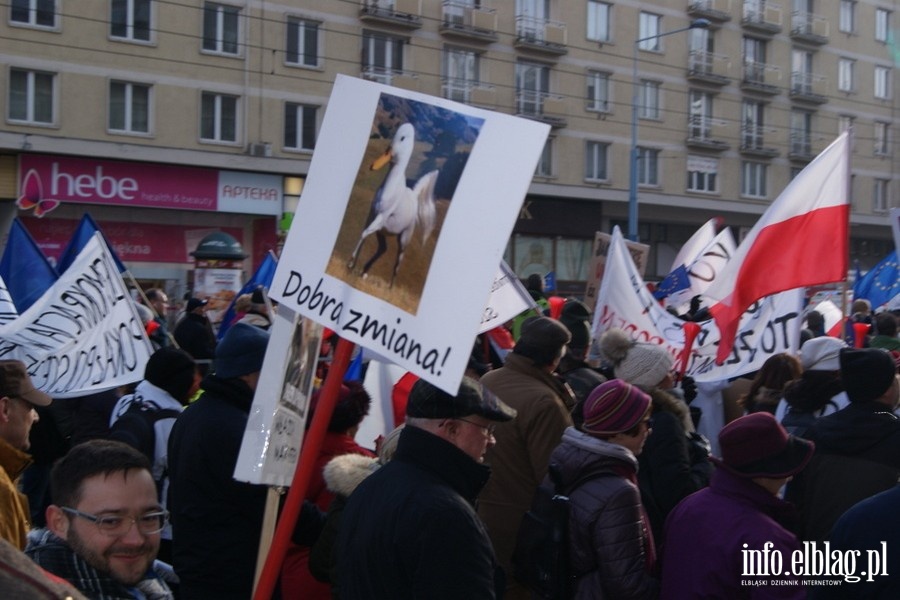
left=61, top=507, right=169, bottom=537
left=456, top=418, right=497, bottom=437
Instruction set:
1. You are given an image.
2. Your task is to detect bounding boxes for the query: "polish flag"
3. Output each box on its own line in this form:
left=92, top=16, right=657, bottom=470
left=705, top=132, right=850, bottom=364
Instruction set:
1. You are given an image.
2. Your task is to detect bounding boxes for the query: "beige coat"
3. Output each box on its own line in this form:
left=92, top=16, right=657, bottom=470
left=0, top=437, right=32, bottom=550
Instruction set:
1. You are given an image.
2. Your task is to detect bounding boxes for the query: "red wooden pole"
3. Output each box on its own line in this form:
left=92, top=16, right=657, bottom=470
left=253, top=336, right=356, bottom=600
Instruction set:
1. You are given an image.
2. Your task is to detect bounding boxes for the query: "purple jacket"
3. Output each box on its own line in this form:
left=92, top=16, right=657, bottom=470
left=660, top=467, right=805, bottom=599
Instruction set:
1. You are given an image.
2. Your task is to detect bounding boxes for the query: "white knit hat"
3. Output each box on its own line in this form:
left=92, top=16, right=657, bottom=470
left=799, top=336, right=846, bottom=371
left=599, top=328, right=674, bottom=388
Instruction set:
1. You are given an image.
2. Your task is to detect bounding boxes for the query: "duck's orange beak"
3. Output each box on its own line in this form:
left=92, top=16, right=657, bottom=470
left=371, top=147, right=393, bottom=170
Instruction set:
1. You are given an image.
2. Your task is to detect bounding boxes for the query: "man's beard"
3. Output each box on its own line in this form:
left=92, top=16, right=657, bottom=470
left=66, top=527, right=157, bottom=587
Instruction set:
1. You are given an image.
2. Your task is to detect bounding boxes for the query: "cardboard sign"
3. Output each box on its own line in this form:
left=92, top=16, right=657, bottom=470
left=584, top=231, right=649, bottom=314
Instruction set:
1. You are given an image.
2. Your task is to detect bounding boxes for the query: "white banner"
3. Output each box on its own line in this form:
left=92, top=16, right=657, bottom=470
left=592, top=227, right=804, bottom=383
left=0, top=234, right=153, bottom=398
left=0, top=276, right=18, bottom=325
left=665, top=227, right=737, bottom=311
left=234, top=307, right=323, bottom=486
left=584, top=231, right=650, bottom=315
left=270, top=75, right=549, bottom=395
left=479, top=261, right=535, bottom=334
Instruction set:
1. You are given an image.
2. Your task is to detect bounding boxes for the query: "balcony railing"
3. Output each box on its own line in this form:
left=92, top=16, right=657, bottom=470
left=688, top=0, right=733, bottom=22
left=790, top=11, right=829, bottom=45
left=790, top=71, right=827, bottom=104
left=687, top=116, right=730, bottom=151
left=740, top=124, right=780, bottom=157
left=440, top=1, right=498, bottom=42
left=359, top=0, right=422, bottom=28
left=741, top=60, right=781, bottom=94
left=688, top=50, right=731, bottom=86
left=361, top=67, right=418, bottom=89
left=516, top=91, right=567, bottom=127
left=742, top=2, right=782, bottom=35
left=442, top=79, right=496, bottom=106
left=514, top=15, right=568, bottom=55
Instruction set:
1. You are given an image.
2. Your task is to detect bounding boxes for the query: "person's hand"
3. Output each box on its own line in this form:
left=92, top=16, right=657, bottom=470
left=680, top=376, right=698, bottom=404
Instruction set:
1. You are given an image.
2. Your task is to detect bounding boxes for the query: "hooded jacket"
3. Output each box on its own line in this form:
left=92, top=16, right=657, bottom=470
left=547, top=428, right=657, bottom=600
left=337, top=425, right=501, bottom=599
left=786, top=400, right=900, bottom=543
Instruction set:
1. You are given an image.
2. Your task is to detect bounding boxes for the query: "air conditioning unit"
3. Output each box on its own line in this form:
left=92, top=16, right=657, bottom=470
left=248, top=142, right=272, bottom=157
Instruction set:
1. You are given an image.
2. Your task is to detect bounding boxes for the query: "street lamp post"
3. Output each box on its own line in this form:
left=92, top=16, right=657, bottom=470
left=628, top=18, right=710, bottom=242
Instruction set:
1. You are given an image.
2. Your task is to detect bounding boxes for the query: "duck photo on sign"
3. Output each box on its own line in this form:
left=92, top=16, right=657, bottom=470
left=328, top=92, right=485, bottom=314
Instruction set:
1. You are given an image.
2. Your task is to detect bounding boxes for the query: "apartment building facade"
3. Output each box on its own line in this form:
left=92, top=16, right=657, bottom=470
left=1, top=0, right=897, bottom=297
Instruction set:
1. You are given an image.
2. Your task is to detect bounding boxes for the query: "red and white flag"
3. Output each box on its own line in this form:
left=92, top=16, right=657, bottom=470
left=705, top=132, right=850, bottom=364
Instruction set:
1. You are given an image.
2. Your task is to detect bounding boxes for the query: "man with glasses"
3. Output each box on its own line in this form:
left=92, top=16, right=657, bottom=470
left=26, top=439, right=175, bottom=599
left=338, top=376, right=516, bottom=599
left=0, top=360, right=51, bottom=549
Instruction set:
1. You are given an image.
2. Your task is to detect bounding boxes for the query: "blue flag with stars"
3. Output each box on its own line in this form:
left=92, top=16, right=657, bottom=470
left=652, top=264, right=691, bottom=301
left=853, top=250, right=899, bottom=310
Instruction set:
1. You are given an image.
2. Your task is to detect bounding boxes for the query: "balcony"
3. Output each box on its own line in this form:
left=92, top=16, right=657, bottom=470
left=686, top=116, right=730, bottom=152
left=741, top=61, right=781, bottom=95
left=688, top=0, right=733, bottom=23
left=740, top=126, right=780, bottom=158
left=516, top=92, right=568, bottom=127
left=440, top=1, right=498, bottom=42
left=359, top=0, right=422, bottom=29
left=442, top=80, right=497, bottom=107
left=688, top=50, right=731, bottom=87
left=514, top=16, right=568, bottom=56
left=361, top=67, right=418, bottom=90
left=741, top=2, right=782, bottom=36
left=789, top=132, right=813, bottom=162
left=790, top=72, right=827, bottom=104
left=790, top=11, right=828, bottom=45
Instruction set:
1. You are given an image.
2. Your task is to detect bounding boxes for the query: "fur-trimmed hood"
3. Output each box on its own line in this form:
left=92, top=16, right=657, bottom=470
left=322, top=453, right=380, bottom=498
left=647, top=387, right=695, bottom=433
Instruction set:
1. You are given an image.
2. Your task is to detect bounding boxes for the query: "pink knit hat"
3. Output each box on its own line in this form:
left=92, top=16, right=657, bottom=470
left=581, top=379, right=651, bottom=436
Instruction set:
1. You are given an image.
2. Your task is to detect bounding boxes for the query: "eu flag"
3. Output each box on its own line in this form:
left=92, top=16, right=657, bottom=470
left=653, top=264, right=691, bottom=301
left=853, top=250, right=899, bottom=310
left=57, top=213, right=127, bottom=274
left=0, top=218, right=58, bottom=312
left=217, top=251, right=279, bottom=340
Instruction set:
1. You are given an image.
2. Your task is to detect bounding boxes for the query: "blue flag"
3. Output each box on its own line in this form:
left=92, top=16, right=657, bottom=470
left=217, top=251, right=279, bottom=340
left=343, top=350, right=364, bottom=382
left=57, top=213, right=127, bottom=274
left=543, top=271, right=556, bottom=293
left=653, top=264, right=691, bottom=301
left=853, top=250, right=899, bottom=310
left=0, top=218, right=59, bottom=312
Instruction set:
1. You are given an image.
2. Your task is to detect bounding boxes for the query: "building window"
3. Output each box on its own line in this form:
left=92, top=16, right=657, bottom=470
left=839, top=0, right=855, bottom=33
left=838, top=114, right=855, bottom=136
left=111, top=0, right=151, bottom=41
left=508, top=234, right=591, bottom=286
left=584, top=141, right=608, bottom=181
left=687, top=155, right=718, bottom=193
left=284, top=103, right=316, bottom=151
left=8, top=68, right=54, bottom=124
left=742, top=36, right=767, bottom=84
left=791, top=49, right=814, bottom=95
left=11, top=0, right=56, bottom=28
left=874, top=179, right=889, bottom=212
left=587, top=0, right=611, bottom=42
left=689, top=90, right=713, bottom=140
left=638, top=80, right=660, bottom=119
left=200, top=92, right=238, bottom=142
left=637, top=147, right=659, bottom=186
left=876, top=9, right=890, bottom=43
left=443, top=47, right=480, bottom=103
left=790, top=110, right=812, bottom=156
left=586, top=70, right=609, bottom=112
left=838, top=58, right=855, bottom=92
left=638, top=12, right=661, bottom=50
left=874, top=121, right=890, bottom=156
left=286, top=17, right=319, bottom=68
left=109, top=81, right=150, bottom=134
left=362, top=31, right=405, bottom=84
left=535, top=137, right=553, bottom=177
left=742, top=100, right=765, bottom=149
left=741, top=161, right=767, bottom=198
left=875, top=66, right=891, bottom=99
left=203, top=2, right=240, bottom=55
left=516, top=61, right=550, bottom=117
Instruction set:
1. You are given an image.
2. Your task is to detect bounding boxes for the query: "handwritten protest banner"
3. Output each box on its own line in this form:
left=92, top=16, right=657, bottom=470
left=0, top=277, right=17, bottom=325
left=0, top=234, right=153, bottom=397
left=592, top=227, right=803, bottom=382
left=479, top=261, right=535, bottom=334
left=270, top=75, right=550, bottom=394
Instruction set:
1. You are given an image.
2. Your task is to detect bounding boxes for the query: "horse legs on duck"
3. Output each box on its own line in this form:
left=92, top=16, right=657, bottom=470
left=347, top=212, right=387, bottom=271
left=361, top=231, right=389, bottom=280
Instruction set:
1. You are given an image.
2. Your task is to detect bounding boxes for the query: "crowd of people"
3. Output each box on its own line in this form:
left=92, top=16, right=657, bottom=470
left=1, top=279, right=899, bottom=600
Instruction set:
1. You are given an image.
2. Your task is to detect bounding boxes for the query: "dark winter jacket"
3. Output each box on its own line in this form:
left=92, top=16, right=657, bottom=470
left=337, top=425, right=501, bottom=599
left=638, top=388, right=712, bottom=542
left=547, top=428, right=657, bottom=599
left=167, top=375, right=267, bottom=600
left=661, top=468, right=805, bottom=599
left=786, top=400, right=900, bottom=543
left=172, top=313, right=216, bottom=361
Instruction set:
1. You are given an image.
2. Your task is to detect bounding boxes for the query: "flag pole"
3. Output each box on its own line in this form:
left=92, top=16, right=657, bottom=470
left=252, top=336, right=356, bottom=600
left=127, top=271, right=180, bottom=349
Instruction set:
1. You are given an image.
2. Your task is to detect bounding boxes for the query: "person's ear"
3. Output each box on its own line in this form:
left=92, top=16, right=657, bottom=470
left=46, top=505, right=70, bottom=540
left=0, top=396, right=11, bottom=424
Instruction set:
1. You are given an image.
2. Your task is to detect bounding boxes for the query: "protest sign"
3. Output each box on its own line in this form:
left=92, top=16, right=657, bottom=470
left=584, top=231, right=649, bottom=314
left=479, top=261, right=535, bottom=334
left=270, top=75, right=549, bottom=394
left=0, top=233, right=153, bottom=397
left=234, top=307, right=323, bottom=486
left=0, top=277, right=17, bottom=325
left=592, top=227, right=803, bottom=383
